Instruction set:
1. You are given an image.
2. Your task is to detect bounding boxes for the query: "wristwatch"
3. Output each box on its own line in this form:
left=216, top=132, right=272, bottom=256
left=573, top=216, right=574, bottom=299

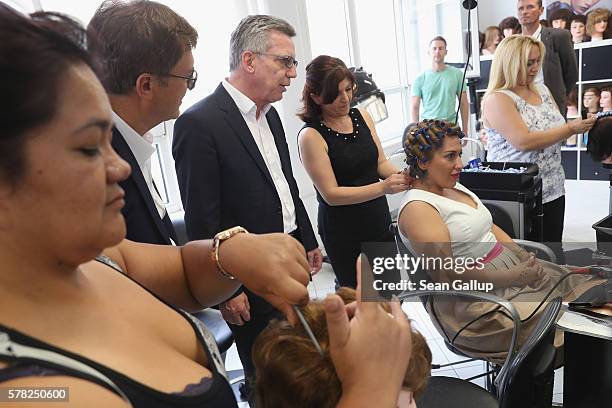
left=212, top=226, right=249, bottom=280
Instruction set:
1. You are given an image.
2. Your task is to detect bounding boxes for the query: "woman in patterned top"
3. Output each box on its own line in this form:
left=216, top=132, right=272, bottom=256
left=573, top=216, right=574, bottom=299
left=481, top=35, right=595, bottom=260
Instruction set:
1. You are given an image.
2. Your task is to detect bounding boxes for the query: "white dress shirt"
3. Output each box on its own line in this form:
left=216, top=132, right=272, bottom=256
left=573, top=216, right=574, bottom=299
left=222, top=80, right=297, bottom=234
left=112, top=111, right=167, bottom=219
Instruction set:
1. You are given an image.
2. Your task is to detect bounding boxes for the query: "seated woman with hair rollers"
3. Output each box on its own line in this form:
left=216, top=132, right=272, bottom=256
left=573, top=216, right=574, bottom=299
left=0, top=5, right=412, bottom=407
left=397, top=119, right=608, bottom=362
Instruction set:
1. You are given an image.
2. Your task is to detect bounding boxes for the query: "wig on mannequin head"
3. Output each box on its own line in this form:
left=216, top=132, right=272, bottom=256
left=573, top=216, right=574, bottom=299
left=403, top=119, right=465, bottom=179
left=252, top=287, right=432, bottom=408
left=587, top=112, right=612, bottom=162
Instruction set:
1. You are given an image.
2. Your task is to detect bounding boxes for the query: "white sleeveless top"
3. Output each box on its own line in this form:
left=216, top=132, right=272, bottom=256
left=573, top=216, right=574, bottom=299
left=485, top=83, right=565, bottom=204
left=398, top=183, right=497, bottom=259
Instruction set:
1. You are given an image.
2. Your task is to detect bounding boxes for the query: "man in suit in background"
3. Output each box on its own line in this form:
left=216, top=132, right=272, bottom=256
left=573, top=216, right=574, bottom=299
left=517, top=0, right=578, bottom=117
left=172, top=14, right=322, bottom=399
left=89, top=0, right=198, bottom=244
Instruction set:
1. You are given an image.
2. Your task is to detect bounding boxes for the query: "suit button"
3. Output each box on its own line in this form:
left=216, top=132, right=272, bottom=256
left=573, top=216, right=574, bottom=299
left=276, top=207, right=282, bottom=215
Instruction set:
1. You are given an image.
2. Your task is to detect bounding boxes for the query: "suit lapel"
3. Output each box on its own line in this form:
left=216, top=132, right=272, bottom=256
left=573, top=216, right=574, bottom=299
left=112, top=127, right=172, bottom=244
left=267, top=109, right=293, bottom=184
left=214, top=84, right=275, bottom=187
left=541, top=27, right=553, bottom=52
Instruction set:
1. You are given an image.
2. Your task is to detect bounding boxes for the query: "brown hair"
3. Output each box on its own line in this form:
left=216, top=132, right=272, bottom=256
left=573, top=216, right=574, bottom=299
left=88, top=0, right=198, bottom=94
left=253, top=288, right=432, bottom=408
left=567, top=86, right=578, bottom=109
left=403, top=119, right=465, bottom=179
left=499, top=16, right=521, bottom=36
left=571, top=14, right=587, bottom=26
left=586, top=8, right=610, bottom=37
left=587, top=115, right=612, bottom=161
left=548, top=8, right=574, bottom=29
left=483, top=26, right=502, bottom=51
left=584, top=87, right=601, bottom=97
left=601, top=86, right=612, bottom=109
left=430, top=35, right=447, bottom=46
left=298, top=55, right=355, bottom=123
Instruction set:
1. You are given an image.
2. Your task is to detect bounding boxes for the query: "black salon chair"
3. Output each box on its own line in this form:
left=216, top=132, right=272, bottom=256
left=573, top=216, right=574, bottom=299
left=484, top=202, right=516, bottom=238
left=390, top=223, right=562, bottom=407
left=411, top=296, right=561, bottom=408
left=169, top=212, right=234, bottom=357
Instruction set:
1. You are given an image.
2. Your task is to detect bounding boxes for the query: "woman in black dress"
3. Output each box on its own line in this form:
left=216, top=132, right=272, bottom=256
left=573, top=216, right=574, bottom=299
left=298, top=55, right=412, bottom=288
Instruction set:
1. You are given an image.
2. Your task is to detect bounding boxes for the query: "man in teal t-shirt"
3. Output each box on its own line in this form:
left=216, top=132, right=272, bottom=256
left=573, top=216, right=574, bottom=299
left=411, top=36, right=469, bottom=132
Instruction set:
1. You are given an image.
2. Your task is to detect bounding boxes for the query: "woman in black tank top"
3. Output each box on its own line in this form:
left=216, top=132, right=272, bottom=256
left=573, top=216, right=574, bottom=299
left=298, top=56, right=413, bottom=288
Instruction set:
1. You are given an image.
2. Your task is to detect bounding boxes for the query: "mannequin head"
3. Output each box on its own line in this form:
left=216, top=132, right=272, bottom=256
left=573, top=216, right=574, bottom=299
left=482, top=26, right=502, bottom=54
left=570, top=15, right=588, bottom=43
left=586, top=8, right=609, bottom=39
left=253, top=287, right=432, bottom=408
left=549, top=8, right=573, bottom=30
left=600, top=87, right=612, bottom=112
left=584, top=87, right=601, bottom=113
left=499, top=16, right=521, bottom=38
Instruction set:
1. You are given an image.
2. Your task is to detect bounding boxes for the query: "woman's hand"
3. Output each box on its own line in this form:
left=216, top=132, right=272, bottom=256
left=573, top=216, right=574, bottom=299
left=567, top=116, right=596, bottom=134
left=327, top=257, right=412, bottom=407
left=381, top=172, right=413, bottom=195
left=515, top=254, right=544, bottom=287
left=219, top=233, right=311, bottom=323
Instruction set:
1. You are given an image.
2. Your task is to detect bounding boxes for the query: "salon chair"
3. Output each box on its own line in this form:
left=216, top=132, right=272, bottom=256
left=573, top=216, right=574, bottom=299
left=409, top=294, right=561, bottom=408
left=390, top=223, right=561, bottom=407
left=169, top=212, right=234, bottom=357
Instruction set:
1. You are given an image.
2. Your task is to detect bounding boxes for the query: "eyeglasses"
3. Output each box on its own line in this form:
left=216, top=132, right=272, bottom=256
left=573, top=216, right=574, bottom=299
left=254, top=52, right=299, bottom=69
left=158, top=69, right=198, bottom=90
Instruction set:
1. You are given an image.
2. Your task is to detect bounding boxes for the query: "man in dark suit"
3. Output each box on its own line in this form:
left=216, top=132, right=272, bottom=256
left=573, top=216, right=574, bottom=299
left=88, top=0, right=198, bottom=245
left=518, top=0, right=578, bottom=117
left=172, top=15, right=322, bottom=397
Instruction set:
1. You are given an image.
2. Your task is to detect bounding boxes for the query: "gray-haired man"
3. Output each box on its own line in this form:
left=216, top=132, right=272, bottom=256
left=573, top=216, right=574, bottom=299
left=172, top=15, right=321, bottom=400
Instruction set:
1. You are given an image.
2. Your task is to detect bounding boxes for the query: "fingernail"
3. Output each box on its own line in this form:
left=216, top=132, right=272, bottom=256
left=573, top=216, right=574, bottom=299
left=324, top=295, right=341, bottom=312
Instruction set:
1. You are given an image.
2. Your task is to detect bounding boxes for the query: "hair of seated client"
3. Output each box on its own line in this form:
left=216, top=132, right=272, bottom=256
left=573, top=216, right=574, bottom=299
left=403, top=119, right=464, bottom=179
left=253, top=287, right=432, bottom=408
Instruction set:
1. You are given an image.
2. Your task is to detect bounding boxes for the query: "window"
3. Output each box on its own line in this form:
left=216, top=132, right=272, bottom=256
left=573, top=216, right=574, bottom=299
left=306, top=0, right=412, bottom=144
left=305, top=0, right=352, bottom=64
left=353, top=0, right=401, bottom=89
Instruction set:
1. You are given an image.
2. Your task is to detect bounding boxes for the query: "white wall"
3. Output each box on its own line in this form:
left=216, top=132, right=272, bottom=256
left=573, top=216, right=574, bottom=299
left=477, top=0, right=517, bottom=31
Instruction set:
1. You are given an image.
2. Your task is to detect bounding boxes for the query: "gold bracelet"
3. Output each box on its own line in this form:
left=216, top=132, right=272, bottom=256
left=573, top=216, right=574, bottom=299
left=211, top=226, right=248, bottom=280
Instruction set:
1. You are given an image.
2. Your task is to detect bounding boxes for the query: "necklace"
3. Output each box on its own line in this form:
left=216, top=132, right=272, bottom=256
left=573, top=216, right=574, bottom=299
left=320, top=110, right=360, bottom=142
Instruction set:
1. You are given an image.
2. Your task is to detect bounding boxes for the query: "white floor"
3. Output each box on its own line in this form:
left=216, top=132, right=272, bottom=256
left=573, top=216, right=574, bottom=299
left=226, top=179, right=610, bottom=407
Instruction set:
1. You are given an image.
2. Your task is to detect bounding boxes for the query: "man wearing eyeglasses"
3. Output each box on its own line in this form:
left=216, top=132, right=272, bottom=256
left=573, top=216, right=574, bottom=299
left=88, top=0, right=198, bottom=245
left=173, top=14, right=321, bottom=403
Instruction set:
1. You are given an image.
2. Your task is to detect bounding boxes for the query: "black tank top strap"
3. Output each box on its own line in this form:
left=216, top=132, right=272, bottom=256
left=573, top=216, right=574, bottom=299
left=0, top=325, right=132, bottom=404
